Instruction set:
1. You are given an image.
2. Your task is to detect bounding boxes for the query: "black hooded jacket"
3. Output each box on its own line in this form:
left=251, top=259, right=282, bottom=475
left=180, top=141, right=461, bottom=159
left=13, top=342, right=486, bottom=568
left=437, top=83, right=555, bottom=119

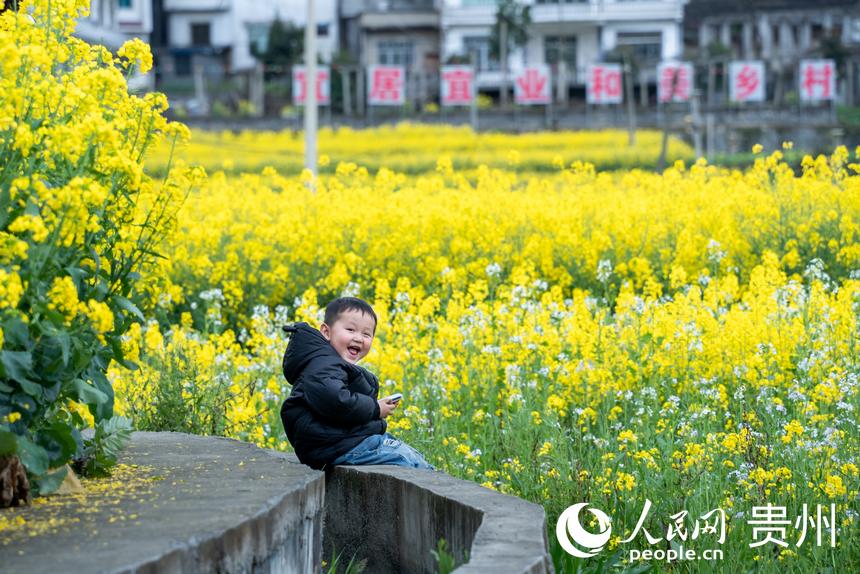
left=280, top=322, right=386, bottom=469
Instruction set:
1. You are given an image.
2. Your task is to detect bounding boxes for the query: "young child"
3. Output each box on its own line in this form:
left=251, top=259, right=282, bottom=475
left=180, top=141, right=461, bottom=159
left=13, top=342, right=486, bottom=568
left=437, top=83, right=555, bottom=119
left=280, top=296, right=434, bottom=471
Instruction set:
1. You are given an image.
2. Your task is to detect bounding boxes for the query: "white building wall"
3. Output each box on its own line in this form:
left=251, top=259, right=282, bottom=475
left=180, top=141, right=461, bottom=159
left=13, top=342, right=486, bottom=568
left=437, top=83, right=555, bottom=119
left=602, top=21, right=683, bottom=60
left=168, top=12, right=233, bottom=47
left=77, top=0, right=153, bottom=48
left=229, top=0, right=338, bottom=72
left=441, top=0, right=686, bottom=86
left=164, top=0, right=227, bottom=10
left=165, top=0, right=338, bottom=73
left=577, top=28, right=600, bottom=76
left=117, top=0, right=154, bottom=37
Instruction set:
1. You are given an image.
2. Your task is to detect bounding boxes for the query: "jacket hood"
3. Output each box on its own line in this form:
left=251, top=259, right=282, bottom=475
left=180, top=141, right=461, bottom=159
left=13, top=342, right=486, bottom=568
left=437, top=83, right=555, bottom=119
left=282, top=321, right=343, bottom=385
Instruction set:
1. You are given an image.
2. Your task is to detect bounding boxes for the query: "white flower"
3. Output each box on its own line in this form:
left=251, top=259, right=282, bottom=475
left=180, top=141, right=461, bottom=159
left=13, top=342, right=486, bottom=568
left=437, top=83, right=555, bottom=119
left=342, top=281, right=361, bottom=297
left=199, top=288, right=225, bottom=302
left=706, top=239, right=726, bottom=266
left=597, top=259, right=613, bottom=283
left=803, top=258, right=830, bottom=284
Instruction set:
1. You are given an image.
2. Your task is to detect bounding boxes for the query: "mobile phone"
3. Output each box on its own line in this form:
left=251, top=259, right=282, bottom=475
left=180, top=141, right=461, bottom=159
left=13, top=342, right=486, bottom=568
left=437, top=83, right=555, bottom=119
left=384, top=393, right=403, bottom=404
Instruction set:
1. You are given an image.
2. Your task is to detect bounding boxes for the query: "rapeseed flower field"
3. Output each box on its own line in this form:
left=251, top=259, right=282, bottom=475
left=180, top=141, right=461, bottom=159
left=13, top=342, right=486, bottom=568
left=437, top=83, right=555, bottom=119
left=116, top=129, right=860, bottom=572
left=145, top=124, right=695, bottom=176
left=1, top=2, right=857, bottom=571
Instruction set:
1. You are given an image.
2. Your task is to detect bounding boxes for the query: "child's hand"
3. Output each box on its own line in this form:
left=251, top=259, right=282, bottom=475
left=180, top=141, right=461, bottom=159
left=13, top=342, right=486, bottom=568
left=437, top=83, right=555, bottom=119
left=378, top=398, right=398, bottom=419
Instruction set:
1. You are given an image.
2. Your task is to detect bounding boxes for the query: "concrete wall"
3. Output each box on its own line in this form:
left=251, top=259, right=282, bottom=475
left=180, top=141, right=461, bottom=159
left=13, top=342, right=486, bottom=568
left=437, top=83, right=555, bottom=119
left=324, top=465, right=554, bottom=574
left=2, top=432, right=326, bottom=574
left=6, top=433, right=553, bottom=574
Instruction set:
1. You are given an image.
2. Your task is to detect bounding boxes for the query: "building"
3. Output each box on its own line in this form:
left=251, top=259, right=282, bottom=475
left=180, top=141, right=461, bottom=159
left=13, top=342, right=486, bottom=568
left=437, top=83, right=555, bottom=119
left=686, top=0, right=860, bottom=59
left=441, top=0, right=688, bottom=95
left=154, top=0, right=338, bottom=78
left=685, top=0, right=860, bottom=104
left=75, top=0, right=154, bottom=90
left=76, top=0, right=154, bottom=49
left=339, top=0, right=441, bottom=104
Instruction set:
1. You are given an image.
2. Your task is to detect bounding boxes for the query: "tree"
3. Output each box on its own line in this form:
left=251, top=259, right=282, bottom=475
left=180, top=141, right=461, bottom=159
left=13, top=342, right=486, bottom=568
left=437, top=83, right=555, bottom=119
left=821, top=33, right=848, bottom=76
left=490, top=0, right=531, bottom=108
left=253, top=16, right=304, bottom=75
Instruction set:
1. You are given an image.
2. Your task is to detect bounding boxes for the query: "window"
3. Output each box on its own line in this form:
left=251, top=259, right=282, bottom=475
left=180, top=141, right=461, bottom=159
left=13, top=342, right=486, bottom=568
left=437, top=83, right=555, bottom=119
left=378, top=40, right=414, bottom=67
left=247, top=23, right=269, bottom=55
left=191, top=22, right=211, bottom=47
left=317, top=23, right=329, bottom=37
left=118, top=0, right=133, bottom=8
left=616, top=31, right=662, bottom=63
left=544, top=35, right=577, bottom=70
left=463, top=36, right=499, bottom=72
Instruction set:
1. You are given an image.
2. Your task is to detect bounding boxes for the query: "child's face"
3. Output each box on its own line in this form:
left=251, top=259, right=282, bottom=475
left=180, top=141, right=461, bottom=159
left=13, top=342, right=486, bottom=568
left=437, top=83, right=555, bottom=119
left=320, top=309, right=375, bottom=364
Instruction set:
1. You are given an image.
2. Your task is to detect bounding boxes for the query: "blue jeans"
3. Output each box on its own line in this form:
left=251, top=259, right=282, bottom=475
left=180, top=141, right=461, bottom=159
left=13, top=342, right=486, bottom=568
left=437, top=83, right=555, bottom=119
left=332, top=432, right=436, bottom=470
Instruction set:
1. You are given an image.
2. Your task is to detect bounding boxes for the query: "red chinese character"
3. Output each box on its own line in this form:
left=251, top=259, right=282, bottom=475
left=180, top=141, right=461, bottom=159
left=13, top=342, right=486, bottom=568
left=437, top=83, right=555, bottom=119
left=294, top=69, right=329, bottom=104
left=516, top=68, right=548, bottom=101
left=295, top=71, right=307, bottom=102
left=660, top=65, right=691, bottom=102
left=802, top=62, right=833, bottom=99
left=734, top=65, right=760, bottom=101
left=591, top=67, right=621, bottom=102
left=443, top=70, right=472, bottom=104
left=370, top=68, right=403, bottom=103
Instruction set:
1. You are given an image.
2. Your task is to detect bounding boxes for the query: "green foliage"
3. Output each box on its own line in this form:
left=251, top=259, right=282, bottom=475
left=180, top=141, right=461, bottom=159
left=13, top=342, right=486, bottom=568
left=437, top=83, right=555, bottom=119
left=820, top=33, right=848, bottom=75
left=124, top=332, right=234, bottom=437
left=490, top=0, right=531, bottom=61
left=324, top=547, right=367, bottom=574
left=431, top=538, right=467, bottom=574
left=0, top=3, right=192, bottom=496
left=254, top=16, right=304, bottom=73
left=73, top=416, right=133, bottom=478
left=211, top=100, right=232, bottom=118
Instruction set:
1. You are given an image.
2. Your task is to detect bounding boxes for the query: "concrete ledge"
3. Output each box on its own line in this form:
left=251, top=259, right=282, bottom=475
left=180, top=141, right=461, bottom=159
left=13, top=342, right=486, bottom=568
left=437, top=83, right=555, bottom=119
left=0, top=432, right=325, bottom=574
left=2, top=433, right=553, bottom=573
left=324, top=465, right=555, bottom=574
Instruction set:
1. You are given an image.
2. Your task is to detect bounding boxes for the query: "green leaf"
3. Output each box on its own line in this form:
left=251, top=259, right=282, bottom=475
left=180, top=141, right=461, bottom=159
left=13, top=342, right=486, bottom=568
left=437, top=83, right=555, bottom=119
left=97, top=416, right=133, bottom=454
left=83, top=416, right=132, bottom=476
left=1, top=316, right=30, bottom=347
left=89, top=370, right=115, bottom=421
left=69, top=409, right=85, bottom=429
left=36, top=465, right=68, bottom=496
left=114, top=295, right=144, bottom=322
left=87, top=245, right=102, bottom=277
left=31, top=334, right=67, bottom=380
left=0, top=430, right=17, bottom=456
left=65, top=266, right=88, bottom=286
left=17, top=435, right=49, bottom=475
left=9, top=393, right=36, bottom=418
left=56, top=331, right=71, bottom=367
left=41, top=422, right=79, bottom=465
left=73, top=377, right=109, bottom=406
left=0, top=350, right=41, bottom=397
